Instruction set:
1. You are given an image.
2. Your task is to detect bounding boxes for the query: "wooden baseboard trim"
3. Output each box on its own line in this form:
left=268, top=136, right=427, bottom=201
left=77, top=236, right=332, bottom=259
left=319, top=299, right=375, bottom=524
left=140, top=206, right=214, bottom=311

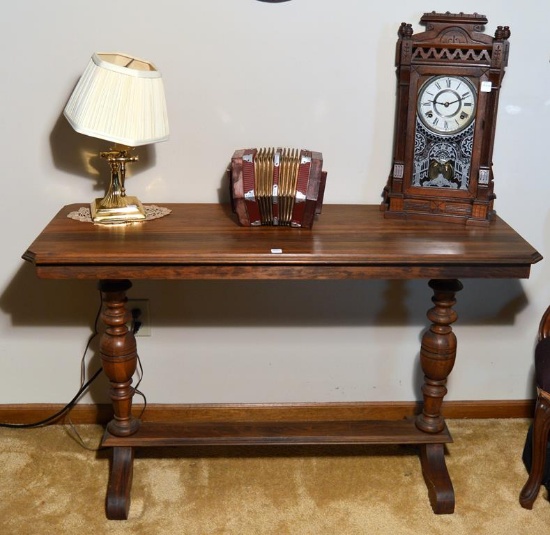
left=0, top=400, right=535, bottom=427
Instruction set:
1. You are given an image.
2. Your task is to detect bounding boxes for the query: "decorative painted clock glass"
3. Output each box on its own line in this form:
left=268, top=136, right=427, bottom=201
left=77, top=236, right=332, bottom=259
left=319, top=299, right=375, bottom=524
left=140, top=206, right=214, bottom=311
left=414, top=74, right=477, bottom=190
left=382, top=12, right=510, bottom=225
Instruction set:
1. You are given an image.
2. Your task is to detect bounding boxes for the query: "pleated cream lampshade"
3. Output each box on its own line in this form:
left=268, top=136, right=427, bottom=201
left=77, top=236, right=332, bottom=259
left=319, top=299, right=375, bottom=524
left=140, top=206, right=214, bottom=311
left=63, top=52, right=169, bottom=224
left=64, top=52, right=169, bottom=146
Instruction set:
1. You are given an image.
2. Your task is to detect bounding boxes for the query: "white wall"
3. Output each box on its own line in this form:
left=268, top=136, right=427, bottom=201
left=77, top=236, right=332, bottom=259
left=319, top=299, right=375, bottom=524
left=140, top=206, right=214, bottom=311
left=1, top=0, right=549, bottom=405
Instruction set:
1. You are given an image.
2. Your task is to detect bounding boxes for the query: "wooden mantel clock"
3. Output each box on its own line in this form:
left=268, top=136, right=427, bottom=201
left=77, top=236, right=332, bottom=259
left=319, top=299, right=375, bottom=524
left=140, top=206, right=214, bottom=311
left=381, top=12, right=511, bottom=225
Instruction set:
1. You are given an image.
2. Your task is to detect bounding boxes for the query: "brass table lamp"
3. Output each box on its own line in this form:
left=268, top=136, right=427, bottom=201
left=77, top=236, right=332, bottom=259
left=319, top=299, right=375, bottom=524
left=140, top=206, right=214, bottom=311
left=64, top=52, right=169, bottom=224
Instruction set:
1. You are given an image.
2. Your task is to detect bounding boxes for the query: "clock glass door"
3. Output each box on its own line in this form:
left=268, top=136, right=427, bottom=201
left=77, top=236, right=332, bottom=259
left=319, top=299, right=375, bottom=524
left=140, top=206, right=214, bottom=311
left=412, top=75, right=478, bottom=190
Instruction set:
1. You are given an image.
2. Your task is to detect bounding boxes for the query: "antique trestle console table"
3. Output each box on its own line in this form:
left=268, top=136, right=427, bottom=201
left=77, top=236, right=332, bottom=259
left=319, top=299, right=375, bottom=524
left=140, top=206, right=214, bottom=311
left=23, top=203, right=542, bottom=519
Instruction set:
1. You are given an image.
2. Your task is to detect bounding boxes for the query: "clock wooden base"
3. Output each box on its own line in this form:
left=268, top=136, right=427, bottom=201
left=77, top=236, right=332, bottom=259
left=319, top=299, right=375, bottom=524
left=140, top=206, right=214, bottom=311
left=382, top=195, right=495, bottom=227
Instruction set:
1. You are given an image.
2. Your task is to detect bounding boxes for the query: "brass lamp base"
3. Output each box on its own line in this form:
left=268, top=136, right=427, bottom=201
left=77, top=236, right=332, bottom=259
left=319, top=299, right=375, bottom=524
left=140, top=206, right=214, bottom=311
left=91, top=146, right=146, bottom=224
left=91, top=196, right=146, bottom=224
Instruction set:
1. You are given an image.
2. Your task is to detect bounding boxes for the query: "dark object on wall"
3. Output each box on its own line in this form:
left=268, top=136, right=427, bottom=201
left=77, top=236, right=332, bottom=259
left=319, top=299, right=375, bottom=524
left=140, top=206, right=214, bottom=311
left=520, top=306, right=550, bottom=508
left=230, top=148, right=326, bottom=228
left=382, top=12, right=510, bottom=225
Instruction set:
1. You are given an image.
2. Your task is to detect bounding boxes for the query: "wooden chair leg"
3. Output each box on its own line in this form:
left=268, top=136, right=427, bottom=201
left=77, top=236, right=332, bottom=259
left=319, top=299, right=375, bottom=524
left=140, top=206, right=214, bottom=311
left=520, top=391, right=550, bottom=509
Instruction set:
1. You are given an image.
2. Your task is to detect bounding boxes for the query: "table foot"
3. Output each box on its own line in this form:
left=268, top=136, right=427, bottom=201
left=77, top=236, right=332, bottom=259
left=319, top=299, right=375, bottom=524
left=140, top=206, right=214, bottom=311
left=420, top=443, right=455, bottom=514
left=106, top=446, right=134, bottom=520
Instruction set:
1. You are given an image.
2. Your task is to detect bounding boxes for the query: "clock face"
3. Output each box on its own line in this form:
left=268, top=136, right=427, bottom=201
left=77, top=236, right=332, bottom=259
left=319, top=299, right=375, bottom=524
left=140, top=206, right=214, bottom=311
left=417, top=75, right=477, bottom=135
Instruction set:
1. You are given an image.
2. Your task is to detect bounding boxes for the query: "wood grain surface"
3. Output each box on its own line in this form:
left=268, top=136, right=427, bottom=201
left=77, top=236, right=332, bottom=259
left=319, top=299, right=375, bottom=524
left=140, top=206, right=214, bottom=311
left=22, top=203, right=542, bottom=280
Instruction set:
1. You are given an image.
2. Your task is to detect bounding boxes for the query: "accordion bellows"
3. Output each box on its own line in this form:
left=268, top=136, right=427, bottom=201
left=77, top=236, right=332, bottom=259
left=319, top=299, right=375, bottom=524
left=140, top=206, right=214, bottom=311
left=230, top=148, right=327, bottom=228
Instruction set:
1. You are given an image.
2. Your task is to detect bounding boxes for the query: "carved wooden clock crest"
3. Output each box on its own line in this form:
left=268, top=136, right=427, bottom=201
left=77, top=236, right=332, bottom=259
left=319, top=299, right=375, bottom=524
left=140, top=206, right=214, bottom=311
left=381, top=12, right=511, bottom=225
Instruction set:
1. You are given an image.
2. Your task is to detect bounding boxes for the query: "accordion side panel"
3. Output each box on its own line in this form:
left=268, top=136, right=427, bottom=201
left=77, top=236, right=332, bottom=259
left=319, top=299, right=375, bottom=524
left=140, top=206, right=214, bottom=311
left=242, top=148, right=261, bottom=226
left=291, top=150, right=312, bottom=228
left=230, top=150, right=250, bottom=226
left=316, top=171, right=328, bottom=215
left=301, top=151, right=324, bottom=228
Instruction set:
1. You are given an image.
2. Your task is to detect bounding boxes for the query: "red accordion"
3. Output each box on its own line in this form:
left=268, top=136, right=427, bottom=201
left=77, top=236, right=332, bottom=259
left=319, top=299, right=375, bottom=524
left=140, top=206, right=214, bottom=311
left=230, top=148, right=327, bottom=228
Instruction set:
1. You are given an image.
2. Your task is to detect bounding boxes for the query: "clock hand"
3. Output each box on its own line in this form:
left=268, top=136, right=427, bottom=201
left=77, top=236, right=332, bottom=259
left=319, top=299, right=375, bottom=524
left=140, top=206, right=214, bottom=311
left=443, top=97, right=463, bottom=106
left=432, top=98, right=460, bottom=109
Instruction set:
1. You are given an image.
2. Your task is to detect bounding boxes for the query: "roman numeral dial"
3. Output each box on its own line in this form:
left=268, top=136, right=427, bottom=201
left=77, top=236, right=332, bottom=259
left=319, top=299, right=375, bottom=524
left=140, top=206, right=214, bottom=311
left=417, top=75, right=477, bottom=134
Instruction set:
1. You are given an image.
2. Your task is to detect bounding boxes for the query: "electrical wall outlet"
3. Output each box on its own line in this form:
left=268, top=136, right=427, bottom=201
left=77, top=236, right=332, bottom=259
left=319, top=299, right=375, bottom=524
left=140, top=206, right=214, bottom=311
left=126, top=299, right=151, bottom=336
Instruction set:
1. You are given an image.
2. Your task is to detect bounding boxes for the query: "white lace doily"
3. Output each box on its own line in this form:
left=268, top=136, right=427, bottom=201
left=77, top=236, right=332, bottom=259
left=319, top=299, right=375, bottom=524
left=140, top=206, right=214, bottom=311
left=67, top=205, right=172, bottom=223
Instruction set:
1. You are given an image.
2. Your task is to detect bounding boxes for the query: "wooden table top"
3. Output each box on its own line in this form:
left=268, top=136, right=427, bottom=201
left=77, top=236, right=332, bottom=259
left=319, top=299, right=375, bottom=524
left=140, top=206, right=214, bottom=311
left=22, top=203, right=542, bottom=280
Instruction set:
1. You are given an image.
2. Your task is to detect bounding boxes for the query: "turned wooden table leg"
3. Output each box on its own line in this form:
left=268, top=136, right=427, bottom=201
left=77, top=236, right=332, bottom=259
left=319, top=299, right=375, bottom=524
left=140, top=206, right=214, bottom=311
left=417, top=279, right=462, bottom=432
left=520, top=391, right=550, bottom=509
left=98, top=279, right=140, bottom=520
left=416, top=278, right=463, bottom=514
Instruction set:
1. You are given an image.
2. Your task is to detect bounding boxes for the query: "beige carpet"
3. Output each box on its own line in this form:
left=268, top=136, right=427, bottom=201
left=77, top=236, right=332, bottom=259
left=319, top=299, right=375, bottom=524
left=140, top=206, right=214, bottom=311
left=0, top=419, right=549, bottom=534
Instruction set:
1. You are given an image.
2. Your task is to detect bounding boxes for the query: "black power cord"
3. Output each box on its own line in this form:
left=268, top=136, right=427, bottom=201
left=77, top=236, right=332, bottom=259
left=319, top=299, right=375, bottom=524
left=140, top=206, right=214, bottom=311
left=0, top=291, right=147, bottom=429
left=0, top=368, right=103, bottom=429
